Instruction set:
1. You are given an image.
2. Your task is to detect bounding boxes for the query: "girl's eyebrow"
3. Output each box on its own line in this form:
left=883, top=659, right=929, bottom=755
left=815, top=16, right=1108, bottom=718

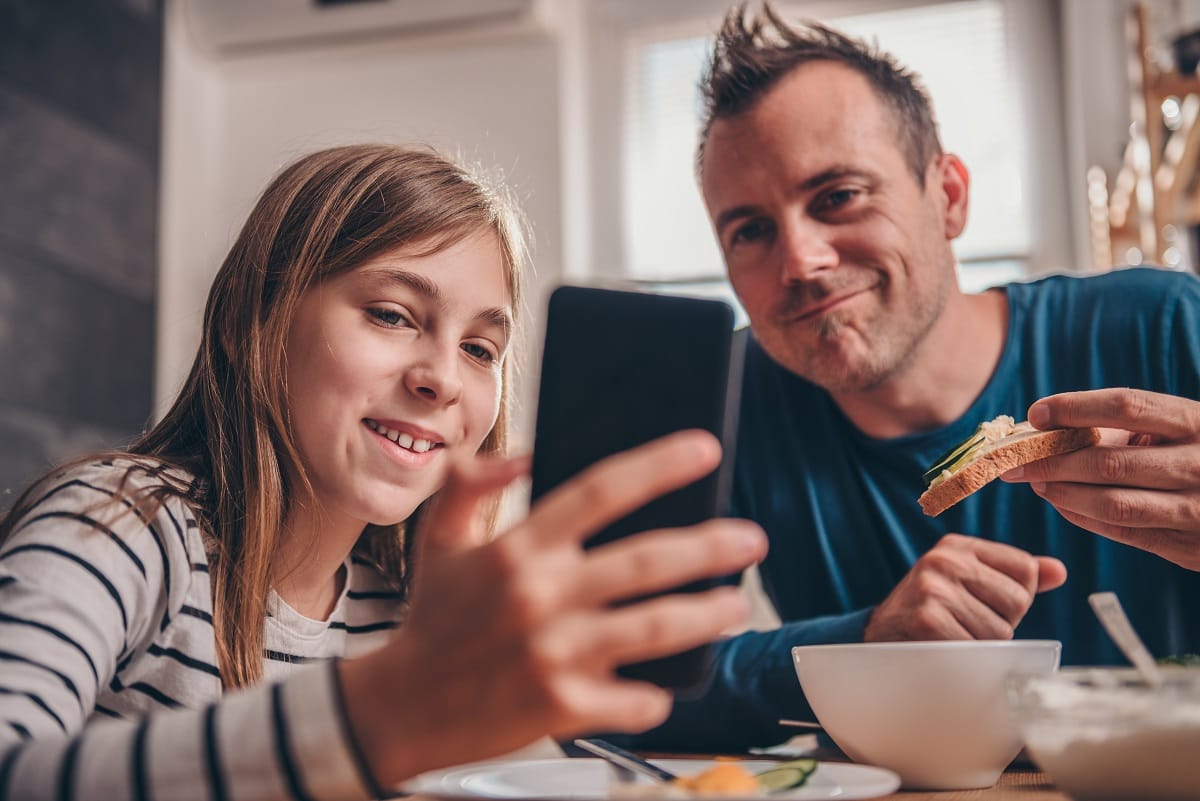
left=374, top=267, right=513, bottom=335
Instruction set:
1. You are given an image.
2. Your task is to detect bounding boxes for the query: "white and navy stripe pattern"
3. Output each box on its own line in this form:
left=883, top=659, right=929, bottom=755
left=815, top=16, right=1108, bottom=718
left=0, top=460, right=404, bottom=800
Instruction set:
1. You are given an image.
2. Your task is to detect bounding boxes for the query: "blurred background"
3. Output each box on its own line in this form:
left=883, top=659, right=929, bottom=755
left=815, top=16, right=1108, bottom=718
left=2, top=0, right=1199, bottom=503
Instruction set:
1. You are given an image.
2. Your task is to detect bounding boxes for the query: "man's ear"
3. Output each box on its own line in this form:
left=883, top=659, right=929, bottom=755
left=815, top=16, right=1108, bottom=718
left=936, top=153, right=970, bottom=240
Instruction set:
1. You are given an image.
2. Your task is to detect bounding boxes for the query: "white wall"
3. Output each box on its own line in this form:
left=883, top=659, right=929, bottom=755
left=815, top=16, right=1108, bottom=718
left=160, top=0, right=1188, bottom=444
left=158, top=0, right=565, bottom=443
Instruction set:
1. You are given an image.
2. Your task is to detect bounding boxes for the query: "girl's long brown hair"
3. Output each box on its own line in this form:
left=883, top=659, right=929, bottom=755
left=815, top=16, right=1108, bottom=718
left=0, top=144, right=527, bottom=688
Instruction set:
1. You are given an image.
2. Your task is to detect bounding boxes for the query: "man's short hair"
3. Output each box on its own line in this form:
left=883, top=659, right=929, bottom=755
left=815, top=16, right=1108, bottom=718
left=698, top=2, right=944, bottom=185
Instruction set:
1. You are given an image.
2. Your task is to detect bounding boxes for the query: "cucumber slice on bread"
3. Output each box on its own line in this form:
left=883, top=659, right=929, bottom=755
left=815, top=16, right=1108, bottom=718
left=918, top=416, right=1101, bottom=517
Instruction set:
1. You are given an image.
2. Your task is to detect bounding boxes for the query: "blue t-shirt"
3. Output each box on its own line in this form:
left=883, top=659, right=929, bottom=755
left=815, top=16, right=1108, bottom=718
left=634, top=268, right=1200, bottom=751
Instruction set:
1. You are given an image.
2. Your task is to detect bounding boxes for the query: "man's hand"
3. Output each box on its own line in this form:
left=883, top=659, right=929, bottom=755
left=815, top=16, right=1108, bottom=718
left=864, top=534, right=1066, bottom=641
left=1000, top=388, right=1200, bottom=571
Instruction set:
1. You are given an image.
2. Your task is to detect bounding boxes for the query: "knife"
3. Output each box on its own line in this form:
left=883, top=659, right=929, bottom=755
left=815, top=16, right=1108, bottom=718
left=573, top=738, right=678, bottom=783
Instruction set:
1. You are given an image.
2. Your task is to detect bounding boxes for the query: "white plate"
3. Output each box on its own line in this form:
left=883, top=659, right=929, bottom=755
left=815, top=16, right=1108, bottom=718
left=405, top=757, right=900, bottom=800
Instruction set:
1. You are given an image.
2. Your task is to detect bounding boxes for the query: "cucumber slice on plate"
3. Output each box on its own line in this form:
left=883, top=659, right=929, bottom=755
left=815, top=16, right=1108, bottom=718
left=755, top=759, right=818, bottom=793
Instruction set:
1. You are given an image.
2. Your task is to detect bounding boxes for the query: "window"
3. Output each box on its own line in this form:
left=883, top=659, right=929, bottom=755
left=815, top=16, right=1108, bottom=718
left=622, top=0, right=1041, bottom=296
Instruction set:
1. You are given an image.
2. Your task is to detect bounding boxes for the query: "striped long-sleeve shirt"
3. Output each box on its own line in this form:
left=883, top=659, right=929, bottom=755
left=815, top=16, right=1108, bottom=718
left=0, top=460, right=405, bottom=800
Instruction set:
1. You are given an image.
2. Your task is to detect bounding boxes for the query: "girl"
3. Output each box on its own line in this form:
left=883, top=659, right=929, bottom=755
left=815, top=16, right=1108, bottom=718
left=0, top=144, right=764, bottom=800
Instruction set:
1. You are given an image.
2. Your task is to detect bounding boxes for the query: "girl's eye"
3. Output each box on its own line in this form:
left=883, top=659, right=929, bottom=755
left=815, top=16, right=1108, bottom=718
left=462, top=342, right=498, bottom=364
left=367, top=307, right=410, bottom=328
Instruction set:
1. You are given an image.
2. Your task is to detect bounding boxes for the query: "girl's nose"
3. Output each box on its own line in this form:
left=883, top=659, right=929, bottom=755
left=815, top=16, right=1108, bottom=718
left=404, top=348, right=463, bottom=406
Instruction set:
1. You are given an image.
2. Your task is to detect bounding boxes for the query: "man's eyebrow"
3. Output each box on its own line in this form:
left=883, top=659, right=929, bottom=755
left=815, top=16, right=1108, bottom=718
left=799, top=165, right=871, bottom=190
left=713, top=166, right=874, bottom=233
left=714, top=204, right=760, bottom=234
left=376, top=268, right=512, bottom=335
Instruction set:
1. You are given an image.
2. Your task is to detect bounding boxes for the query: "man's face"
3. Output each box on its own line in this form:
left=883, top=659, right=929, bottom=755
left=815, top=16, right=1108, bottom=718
left=701, top=60, right=965, bottom=394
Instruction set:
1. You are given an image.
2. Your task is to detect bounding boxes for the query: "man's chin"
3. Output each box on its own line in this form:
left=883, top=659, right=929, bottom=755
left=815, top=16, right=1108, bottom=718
left=807, top=354, right=903, bottom=394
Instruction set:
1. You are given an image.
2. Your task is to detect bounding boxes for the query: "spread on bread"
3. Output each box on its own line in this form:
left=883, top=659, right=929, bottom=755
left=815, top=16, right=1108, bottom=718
left=922, top=414, right=1025, bottom=489
left=917, top=415, right=1103, bottom=517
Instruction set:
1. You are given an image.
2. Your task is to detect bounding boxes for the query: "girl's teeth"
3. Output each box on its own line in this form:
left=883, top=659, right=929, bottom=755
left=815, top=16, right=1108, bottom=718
left=367, top=420, right=436, bottom=454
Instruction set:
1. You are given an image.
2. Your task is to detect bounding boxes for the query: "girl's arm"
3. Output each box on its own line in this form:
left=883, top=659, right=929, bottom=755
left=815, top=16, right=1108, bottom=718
left=0, top=461, right=374, bottom=800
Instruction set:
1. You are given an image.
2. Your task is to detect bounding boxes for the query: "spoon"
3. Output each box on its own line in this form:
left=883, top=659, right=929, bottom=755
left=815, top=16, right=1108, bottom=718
left=1088, top=591, right=1164, bottom=686
left=573, top=738, right=678, bottom=783
left=776, top=719, right=823, bottom=730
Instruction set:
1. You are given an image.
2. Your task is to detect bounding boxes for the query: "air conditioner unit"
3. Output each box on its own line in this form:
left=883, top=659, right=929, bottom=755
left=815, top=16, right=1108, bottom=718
left=183, top=0, right=541, bottom=53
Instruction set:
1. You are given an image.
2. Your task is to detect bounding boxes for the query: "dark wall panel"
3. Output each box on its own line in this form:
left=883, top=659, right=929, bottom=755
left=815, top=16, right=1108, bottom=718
left=0, top=86, right=157, bottom=300
left=0, top=406, right=124, bottom=500
left=0, top=0, right=162, bottom=155
left=0, top=250, right=154, bottom=429
left=0, top=0, right=161, bottom=504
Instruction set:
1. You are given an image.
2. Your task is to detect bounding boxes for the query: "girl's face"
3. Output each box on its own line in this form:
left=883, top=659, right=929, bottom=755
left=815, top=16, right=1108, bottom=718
left=283, top=231, right=512, bottom=531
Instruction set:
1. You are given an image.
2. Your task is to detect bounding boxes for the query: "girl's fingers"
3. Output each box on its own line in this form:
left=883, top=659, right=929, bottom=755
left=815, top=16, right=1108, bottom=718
left=418, top=455, right=530, bottom=553
left=522, top=430, right=722, bottom=548
left=562, top=586, right=750, bottom=668
left=568, top=519, right=765, bottom=607
left=546, top=674, right=674, bottom=737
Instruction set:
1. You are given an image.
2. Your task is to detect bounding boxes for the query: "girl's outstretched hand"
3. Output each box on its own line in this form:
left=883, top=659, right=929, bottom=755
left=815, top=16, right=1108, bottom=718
left=340, top=430, right=766, bottom=787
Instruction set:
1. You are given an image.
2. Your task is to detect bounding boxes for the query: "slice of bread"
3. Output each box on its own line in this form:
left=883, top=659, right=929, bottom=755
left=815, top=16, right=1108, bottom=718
left=918, top=422, right=1102, bottom=517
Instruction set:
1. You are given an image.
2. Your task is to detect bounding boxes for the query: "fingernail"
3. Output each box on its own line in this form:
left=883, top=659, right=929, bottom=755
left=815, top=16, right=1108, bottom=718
left=740, top=526, right=766, bottom=556
left=1031, top=482, right=1047, bottom=493
left=1003, top=466, right=1024, bottom=481
left=1029, top=405, right=1050, bottom=427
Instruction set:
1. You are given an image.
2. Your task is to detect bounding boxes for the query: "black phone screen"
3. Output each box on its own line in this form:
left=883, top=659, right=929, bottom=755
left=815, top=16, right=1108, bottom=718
left=529, top=285, right=744, bottom=691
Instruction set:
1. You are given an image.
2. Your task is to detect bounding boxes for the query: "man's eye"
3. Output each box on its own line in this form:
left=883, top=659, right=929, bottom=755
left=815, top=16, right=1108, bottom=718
left=730, top=219, right=773, bottom=246
left=367, top=307, right=409, bottom=327
left=819, top=188, right=861, bottom=212
left=462, top=342, right=497, bottom=364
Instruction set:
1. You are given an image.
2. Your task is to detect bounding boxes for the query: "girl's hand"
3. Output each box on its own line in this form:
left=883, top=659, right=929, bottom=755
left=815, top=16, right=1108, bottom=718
left=341, top=430, right=767, bottom=786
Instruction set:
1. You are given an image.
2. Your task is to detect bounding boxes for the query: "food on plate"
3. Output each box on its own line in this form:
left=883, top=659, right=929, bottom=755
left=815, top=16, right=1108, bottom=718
left=671, top=761, right=760, bottom=796
left=751, top=760, right=818, bottom=793
left=673, top=759, right=818, bottom=796
left=611, top=759, right=818, bottom=798
left=1159, top=654, right=1200, bottom=667
left=918, top=415, right=1101, bottom=517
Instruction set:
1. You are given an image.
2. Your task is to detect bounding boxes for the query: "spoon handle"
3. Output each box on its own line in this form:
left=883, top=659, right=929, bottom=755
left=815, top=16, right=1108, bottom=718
left=1088, top=591, right=1164, bottom=685
left=573, top=738, right=678, bottom=782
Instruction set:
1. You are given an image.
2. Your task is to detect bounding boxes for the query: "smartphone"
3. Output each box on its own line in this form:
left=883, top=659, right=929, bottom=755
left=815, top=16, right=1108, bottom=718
left=529, top=284, right=745, bottom=692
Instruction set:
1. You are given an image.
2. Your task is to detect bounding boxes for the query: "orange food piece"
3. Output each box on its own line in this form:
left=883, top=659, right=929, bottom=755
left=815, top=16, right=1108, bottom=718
left=671, top=762, right=760, bottom=796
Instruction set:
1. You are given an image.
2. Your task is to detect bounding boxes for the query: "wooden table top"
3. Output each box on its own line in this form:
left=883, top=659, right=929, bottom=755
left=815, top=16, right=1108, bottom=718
left=886, top=766, right=1066, bottom=800
left=635, top=748, right=1071, bottom=801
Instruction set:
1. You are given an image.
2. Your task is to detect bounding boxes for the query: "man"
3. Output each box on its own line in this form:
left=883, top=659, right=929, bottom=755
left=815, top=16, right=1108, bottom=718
left=633, top=3, right=1200, bottom=751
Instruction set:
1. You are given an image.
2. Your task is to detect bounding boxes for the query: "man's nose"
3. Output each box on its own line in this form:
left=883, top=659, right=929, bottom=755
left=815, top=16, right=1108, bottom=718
left=778, top=221, right=838, bottom=283
left=404, top=344, right=463, bottom=406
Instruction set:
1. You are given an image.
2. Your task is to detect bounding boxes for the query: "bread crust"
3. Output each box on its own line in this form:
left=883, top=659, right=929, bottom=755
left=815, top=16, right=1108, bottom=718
left=918, top=427, right=1102, bottom=516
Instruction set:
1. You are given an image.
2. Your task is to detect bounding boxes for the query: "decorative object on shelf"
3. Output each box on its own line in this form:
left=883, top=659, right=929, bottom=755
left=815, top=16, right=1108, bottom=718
left=1091, top=2, right=1200, bottom=272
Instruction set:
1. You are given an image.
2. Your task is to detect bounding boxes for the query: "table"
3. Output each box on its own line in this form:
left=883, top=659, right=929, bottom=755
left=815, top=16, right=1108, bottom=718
left=886, top=766, right=1067, bottom=800
left=637, top=748, right=1071, bottom=801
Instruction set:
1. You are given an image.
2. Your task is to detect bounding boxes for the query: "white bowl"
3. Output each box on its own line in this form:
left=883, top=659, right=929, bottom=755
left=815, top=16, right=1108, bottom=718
left=792, top=640, right=1061, bottom=790
left=1009, top=667, right=1200, bottom=801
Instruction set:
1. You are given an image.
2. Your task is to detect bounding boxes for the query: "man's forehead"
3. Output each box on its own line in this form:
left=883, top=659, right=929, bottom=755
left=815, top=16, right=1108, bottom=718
left=701, top=65, right=903, bottom=191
